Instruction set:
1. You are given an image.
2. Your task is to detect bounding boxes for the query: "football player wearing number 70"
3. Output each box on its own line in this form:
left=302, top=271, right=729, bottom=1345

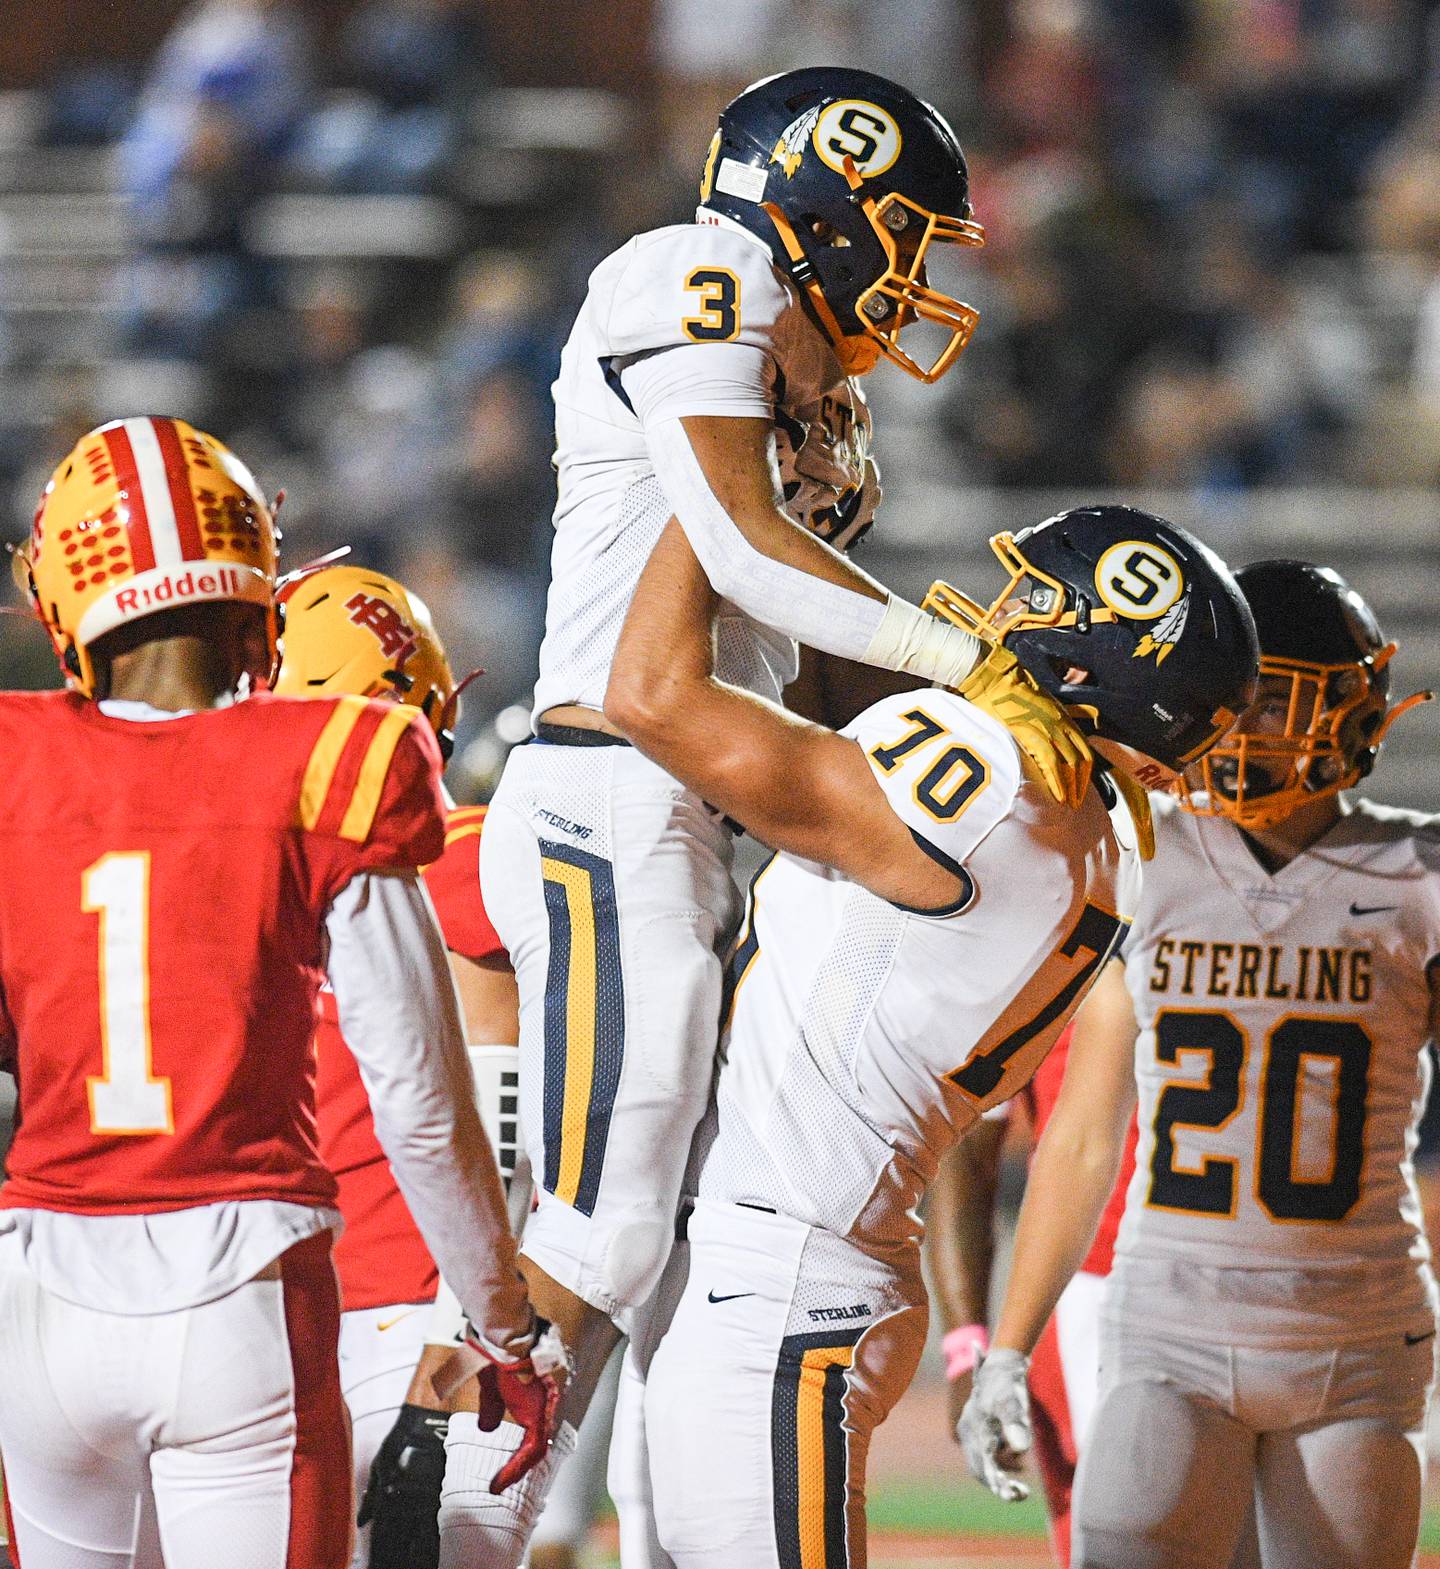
left=960, top=561, right=1439, bottom=1569
left=597, top=506, right=1256, bottom=1569
left=0, top=419, right=556, bottom=1569
left=468, top=64, right=1093, bottom=1556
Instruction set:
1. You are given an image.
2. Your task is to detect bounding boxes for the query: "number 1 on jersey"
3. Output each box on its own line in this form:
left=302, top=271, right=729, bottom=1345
left=84, top=852, right=173, bottom=1136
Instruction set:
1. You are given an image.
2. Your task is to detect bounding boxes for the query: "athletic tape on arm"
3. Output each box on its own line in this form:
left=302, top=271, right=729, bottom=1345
left=645, top=415, right=982, bottom=684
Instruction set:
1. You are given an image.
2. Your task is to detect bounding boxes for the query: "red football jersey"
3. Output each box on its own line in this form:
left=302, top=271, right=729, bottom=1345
left=316, top=804, right=504, bottom=1311
left=0, top=690, right=445, bottom=1216
left=1022, top=1023, right=1138, bottom=1276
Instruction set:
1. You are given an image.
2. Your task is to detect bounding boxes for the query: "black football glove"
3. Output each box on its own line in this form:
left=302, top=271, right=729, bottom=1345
left=357, top=1404, right=450, bottom=1569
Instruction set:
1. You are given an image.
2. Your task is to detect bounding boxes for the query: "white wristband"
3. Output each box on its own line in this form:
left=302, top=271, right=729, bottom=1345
left=863, top=596, right=983, bottom=687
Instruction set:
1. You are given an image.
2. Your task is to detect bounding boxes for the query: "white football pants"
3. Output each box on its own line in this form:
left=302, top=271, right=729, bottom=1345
left=482, top=741, right=738, bottom=1329
left=1073, top=1315, right=1436, bottom=1569
left=0, top=1231, right=351, bottom=1569
left=339, top=1302, right=431, bottom=1569
left=643, top=1200, right=927, bottom=1569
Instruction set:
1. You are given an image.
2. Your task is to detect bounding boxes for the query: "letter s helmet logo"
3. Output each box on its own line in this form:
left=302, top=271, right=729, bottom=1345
left=1093, top=541, right=1185, bottom=619
left=812, top=101, right=903, bottom=179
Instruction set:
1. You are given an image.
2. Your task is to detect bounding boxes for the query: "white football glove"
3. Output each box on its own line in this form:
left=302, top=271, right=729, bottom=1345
left=958, top=1348, right=1033, bottom=1502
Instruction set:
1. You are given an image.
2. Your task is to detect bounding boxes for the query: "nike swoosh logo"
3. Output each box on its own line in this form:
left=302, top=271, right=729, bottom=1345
left=707, top=1290, right=755, bottom=1304
left=376, top=1308, right=421, bottom=1332
left=1405, top=1329, right=1435, bottom=1345
left=1350, top=903, right=1399, bottom=916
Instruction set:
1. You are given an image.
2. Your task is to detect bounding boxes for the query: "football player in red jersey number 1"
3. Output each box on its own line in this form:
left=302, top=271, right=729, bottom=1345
left=0, top=419, right=561, bottom=1569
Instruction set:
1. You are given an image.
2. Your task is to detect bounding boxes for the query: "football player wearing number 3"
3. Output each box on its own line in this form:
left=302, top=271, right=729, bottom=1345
left=468, top=65, right=1092, bottom=1556
left=960, top=561, right=1438, bottom=1569
left=599, top=506, right=1256, bottom=1569
left=0, top=421, right=553, bottom=1569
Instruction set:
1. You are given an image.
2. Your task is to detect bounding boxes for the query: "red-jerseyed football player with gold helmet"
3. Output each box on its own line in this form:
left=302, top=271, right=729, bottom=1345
left=275, top=562, right=530, bottom=1569
left=0, top=418, right=561, bottom=1569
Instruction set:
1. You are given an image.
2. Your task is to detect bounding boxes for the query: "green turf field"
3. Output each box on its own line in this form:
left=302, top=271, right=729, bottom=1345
left=587, top=1475, right=1440, bottom=1567
left=582, top=1371, right=1440, bottom=1568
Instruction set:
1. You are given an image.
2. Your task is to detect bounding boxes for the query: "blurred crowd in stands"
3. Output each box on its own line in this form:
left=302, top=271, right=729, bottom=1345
left=4, top=0, right=1440, bottom=772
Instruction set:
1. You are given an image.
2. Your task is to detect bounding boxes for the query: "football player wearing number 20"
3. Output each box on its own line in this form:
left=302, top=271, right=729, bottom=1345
left=961, top=561, right=1438, bottom=1569
left=472, top=64, right=1091, bottom=1557
left=602, top=506, right=1257, bottom=1569
left=0, top=420, right=553, bottom=1569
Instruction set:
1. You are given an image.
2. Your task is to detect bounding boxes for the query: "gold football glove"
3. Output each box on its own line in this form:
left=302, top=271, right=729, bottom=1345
left=958, top=645, right=1094, bottom=809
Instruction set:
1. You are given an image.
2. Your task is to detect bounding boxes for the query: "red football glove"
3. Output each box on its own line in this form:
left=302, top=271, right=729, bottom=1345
left=465, top=1319, right=571, bottom=1495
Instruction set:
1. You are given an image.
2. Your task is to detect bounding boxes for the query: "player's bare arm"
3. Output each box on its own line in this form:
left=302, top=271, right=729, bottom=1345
left=449, top=950, right=520, bottom=1047
left=989, top=959, right=1139, bottom=1359
left=926, top=1117, right=1007, bottom=1425
left=958, top=957, right=1139, bottom=1501
left=605, top=519, right=965, bottom=912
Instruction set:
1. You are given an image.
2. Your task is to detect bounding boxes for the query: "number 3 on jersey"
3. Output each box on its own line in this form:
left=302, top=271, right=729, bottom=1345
left=682, top=267, right=741, bottom=343
left=84, top=852, right=173, bottom=1136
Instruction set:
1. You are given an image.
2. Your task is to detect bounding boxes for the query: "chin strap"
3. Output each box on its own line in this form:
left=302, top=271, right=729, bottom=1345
left=1105, top=764, right=1156, bottom=862
left=760, top=199, right=875, bottom=375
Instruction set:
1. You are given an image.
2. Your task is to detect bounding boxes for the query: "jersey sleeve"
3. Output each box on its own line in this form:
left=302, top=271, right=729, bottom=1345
left=606, top=226, right=792, bottom=417
left=422, top=806, right=506, bottom=963
left=845, top=687, right=1023, bottom=886
left=296, top=698, right=447, bottom=902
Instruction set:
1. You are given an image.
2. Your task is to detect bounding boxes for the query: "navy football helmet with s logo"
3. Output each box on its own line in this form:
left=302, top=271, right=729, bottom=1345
left=924, top=505, right=1260, bottom=776
left=1181, top=560, right=1431, bottom=829
left=699, top=67, right=984, bottom=382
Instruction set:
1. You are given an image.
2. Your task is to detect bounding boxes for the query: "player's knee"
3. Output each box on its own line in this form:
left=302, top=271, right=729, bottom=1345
left=600, top=1215, right=675, bottom=1313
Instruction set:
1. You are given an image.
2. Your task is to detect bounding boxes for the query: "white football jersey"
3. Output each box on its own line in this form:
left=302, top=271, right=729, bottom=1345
left=533, top=217, right=872, bottom=721
left=695, top=687, right=1144, bottom=1258
left=1110, top=792, right=1440, bottom=1344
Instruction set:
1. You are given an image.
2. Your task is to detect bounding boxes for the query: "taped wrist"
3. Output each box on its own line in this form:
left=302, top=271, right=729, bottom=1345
left=863, top=596, right=983, bottom=687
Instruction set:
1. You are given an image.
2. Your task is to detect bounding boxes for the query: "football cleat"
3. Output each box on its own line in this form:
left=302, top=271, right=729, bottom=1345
left=699, top=67, right=984, bottom=382
left=924, top=505, right=1259, bottom=778
left=12, top=417, right=278, bottom=697
left=275, top=563, right=470, bottom=759
left=1179, top=559, right=1431, bottom=829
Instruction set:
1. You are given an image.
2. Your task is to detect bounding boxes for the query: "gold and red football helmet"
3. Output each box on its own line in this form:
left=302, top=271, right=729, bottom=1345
left=12, top=416, right=278, bottom=696
left=275, top=563, right=467, bottom=756
left=1180, top=560, right=1430, bottom=831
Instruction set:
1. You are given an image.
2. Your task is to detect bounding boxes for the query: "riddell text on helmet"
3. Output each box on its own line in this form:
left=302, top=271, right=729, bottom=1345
left=113, top=567, right=250, bottom=616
